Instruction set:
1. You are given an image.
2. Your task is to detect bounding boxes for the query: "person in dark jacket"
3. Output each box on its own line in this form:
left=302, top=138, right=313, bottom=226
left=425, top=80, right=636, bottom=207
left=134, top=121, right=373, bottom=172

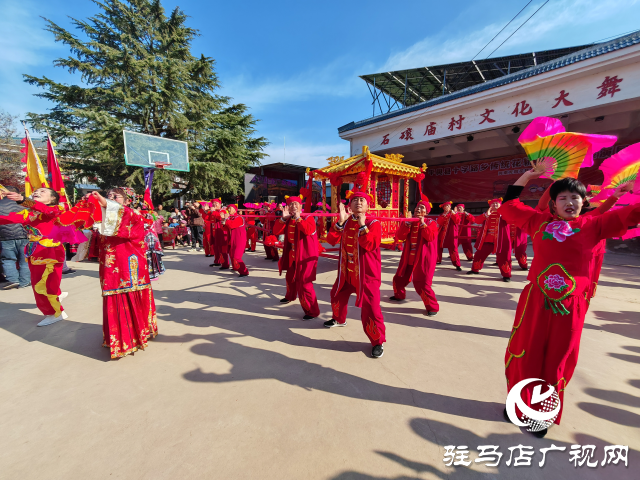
left=0, top=186, right=31, bottom=289
left=185, top=202, right=204, bottom=251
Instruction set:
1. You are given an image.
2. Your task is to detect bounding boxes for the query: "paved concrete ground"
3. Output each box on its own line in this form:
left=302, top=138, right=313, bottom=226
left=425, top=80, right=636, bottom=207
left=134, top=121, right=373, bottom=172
left=0, top=246, right=638, bottom=480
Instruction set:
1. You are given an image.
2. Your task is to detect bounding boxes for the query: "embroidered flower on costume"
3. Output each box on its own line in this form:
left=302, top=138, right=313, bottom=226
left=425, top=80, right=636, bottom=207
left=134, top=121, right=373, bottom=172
left=544, top=274, right=569, bottom=293
left=543, top=221, right=580, bottom=242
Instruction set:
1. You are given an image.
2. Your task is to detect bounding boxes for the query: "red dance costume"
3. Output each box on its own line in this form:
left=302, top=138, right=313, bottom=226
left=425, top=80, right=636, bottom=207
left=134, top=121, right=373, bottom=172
left=457, top=212, right=475, bottom=261
left=246, top=218, right=258, bottom=252
left=262, top=211, right=280, bottom=261
left=469, top=211, right=512, bottom=278
left=224, top=212, right=249, bottom=276
left=0, top=199, right=66, bottom=318
left=273, top=216, right=320, bottom=317
left=393, top=218, right=440, bottom=312
left=326, top=216, right=386, bottom=345
left=436, top=211, right=461, bottom=267
left=499, top=190, right=640, bottom=424
left=202, top=211, right=215, bottom=256
left=99, top=200, right=158, bottom=359
left=202, top=209, right=229, bottom=266
left=511, top=225, right=529, bottom=270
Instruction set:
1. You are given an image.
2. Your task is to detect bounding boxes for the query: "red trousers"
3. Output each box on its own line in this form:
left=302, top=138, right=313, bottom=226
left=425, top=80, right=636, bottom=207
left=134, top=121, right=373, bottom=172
left=514, top=241, right=528, bottom=270
left=28, top=244, right=65, bottom=317
left=437, top=241, right=460, bottom=267
left=213, top=242, right=227, bottom=265
left=246, top=237, right=257, bottom=251
left=588, top=251, right=605, bottom=301
left=231, top=258, right=249, bottom=276
left=471, top=242, right=512, bottom=278
left=284, top=264, right=320, bottom=317
left=102, top=288, right=159, bottom=359
left=459, top=240, right=474, bottom=261
left=203, top=226, right=214, bottom=256
left=264, top=244, right=279, bottom=260
left=330, top=280, right=386, bottom=345
left=505, top=283, right=587, bottom=424
left=392, top=268, right=439, bottom=312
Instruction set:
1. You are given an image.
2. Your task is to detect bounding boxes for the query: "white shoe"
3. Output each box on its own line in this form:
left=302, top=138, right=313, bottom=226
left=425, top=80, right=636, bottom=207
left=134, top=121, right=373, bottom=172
left=61, top=311, right=68, bottom=320
left=59, top=292, right=68, bottom=302
left=37, top=313, right=65, bottom=327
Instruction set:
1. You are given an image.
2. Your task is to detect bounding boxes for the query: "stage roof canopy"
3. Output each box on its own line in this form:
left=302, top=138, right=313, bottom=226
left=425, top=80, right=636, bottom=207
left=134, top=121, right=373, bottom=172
left=360, top=45, right=591, bottom=110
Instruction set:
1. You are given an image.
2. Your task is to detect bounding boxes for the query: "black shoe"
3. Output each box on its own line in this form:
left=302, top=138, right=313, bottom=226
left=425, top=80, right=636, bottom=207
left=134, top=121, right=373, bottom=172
left=436, top=262, right=442, bottom=265
left=206, top=254, right=212, bottom=257
left=219, top=266, right=229, bottom=270
left=62, top=269, right=76, bottom=275
left=209, top=263, right=216, bottom=267
left=427, top=311, right=438, bottom=317
left=2, top=282, right=19, bottom=290
left=280, top=298, right=291, bottom=303
left=521, top=266, right=529, bottom=271
left=532, top=428, right=548, bottom=438
left=503, top=277, right=511, bottom=282
left=455, top=266, right=462, bottom=271
left=303, top=315, right=315, bottom=320
left=272, top=258, right=279, bottom=262
left=372, top=344, right=384, bottom=358
left=238, top=273, right=249, bottom=277
left=264, top=257, right=271, bottom=260
left=467, top=270, right=479, bottom=275
left=389, top=296, right=403, bottom=301
left=324, top=319, right=346, bottom=328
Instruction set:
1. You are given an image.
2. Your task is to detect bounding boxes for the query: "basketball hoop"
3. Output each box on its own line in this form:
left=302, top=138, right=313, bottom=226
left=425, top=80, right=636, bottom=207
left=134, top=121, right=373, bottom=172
left=154, top=162, right=172, bottom=170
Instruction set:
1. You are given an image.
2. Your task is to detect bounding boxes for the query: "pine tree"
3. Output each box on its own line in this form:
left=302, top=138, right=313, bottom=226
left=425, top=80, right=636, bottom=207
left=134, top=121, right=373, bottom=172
left=24, top=0, right=267, bottom=203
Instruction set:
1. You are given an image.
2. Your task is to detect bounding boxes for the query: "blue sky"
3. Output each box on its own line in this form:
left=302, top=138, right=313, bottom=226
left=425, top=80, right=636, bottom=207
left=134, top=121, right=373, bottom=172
left=2, top=0, right=640, bottom=167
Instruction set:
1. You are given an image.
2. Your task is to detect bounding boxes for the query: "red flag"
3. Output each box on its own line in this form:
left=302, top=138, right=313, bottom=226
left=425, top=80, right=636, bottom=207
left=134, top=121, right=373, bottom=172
left=46, top=134, right=68, bottom=207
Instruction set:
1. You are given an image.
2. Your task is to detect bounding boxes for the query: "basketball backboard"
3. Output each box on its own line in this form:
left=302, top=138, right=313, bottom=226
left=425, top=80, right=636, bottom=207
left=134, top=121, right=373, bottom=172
left=123, top=130, right=189, bottom=172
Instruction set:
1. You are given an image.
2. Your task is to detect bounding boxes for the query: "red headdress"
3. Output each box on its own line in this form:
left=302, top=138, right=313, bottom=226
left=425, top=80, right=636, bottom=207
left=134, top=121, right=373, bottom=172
left=456, top=203, right=465, bottom=209
left=439, top=200, right=453, bottom=208
left=488, top=198, right=503, bottom=205
left=212, top=198, right=222, bottom=205
left=285, top=195, right=303, bottom=206
left=414, top=164, right=432, bottom=213
left=345, top=158, right=374, bottom=204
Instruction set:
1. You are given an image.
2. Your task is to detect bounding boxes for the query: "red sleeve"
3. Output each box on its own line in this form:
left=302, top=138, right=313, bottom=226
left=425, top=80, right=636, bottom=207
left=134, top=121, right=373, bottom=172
left=537, top=186, right=552, bottom=212
left=421, top=221, right=438, bottom=242
left=589, top=195, right=618, bottom=216
left=436, top=215, right=445, bottom=226
left=469, top=213, right=486, bottom=224
left=226, top=216, right=244, bottom=230
left=273, top=218, right=287, bottom=236
left=20, top=199, right=62, bottom=216
left=451, top=213, right=461, bottom=225
left=498, top=199, right=549, bottom=237
left=592, top=204, right=640, bottom=240
left=395, top=222, right=411, bottom=241
left=114, top=209, right=146, bottom=242
left=298, top=216, right=316, bottom=235
left=326, top=223, right=343, bottom=246
left=358, top=220, right=381, bottom=252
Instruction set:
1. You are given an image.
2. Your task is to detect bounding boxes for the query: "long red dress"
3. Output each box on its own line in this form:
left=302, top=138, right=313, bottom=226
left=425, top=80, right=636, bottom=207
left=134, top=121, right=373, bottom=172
left=499, top=188, right=640, bottom=424
left=436, top=212, right=461, bottom=267
left=0, top=199, right=66, bottom=318
left=326, top=216, right=385, bottom=345
left=457, top=212, right=475, bottom=261
left=469, top=212, right=512, bottom=278
left=392, top=218, right=439, bottom=312
left=99, top=200, right=158, bottom=359
left=224, top=213, right=249, bottom=276
left=273, top=216, right=320, bottom=317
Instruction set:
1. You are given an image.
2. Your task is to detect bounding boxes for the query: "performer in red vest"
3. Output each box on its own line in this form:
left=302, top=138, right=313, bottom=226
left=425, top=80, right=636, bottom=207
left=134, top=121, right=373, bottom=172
left=511, top=225, right=529, bottom=270
left=202, top=199, right=229, bottom=268
left=1, top=188, right=69, bottom=326
left=221, top=204, right=249, bottom=276
left=466, top=198, right=513, bottom=281
left=262, top=204, right=280, bottom=262
left=390, top=193, right=439, bottom=316
left=324, top=162, right=386, bottom=358
left=436, top=201, right=462, bottom=270
left=500, top=165, right=639, bottom=436
left=273, top=195, right=320, bottom=319
left=455, top=204, right=474, bottom=261
left=245, top=210, right=258, bottom=252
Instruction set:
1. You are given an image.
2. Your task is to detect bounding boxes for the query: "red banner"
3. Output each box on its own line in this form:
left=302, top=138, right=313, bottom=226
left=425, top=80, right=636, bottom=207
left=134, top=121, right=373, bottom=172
left=422, top=147, right=623, bottom=204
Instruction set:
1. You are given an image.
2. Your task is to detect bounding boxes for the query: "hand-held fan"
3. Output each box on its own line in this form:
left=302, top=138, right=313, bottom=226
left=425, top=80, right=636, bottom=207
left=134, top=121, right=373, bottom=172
left=590, top=143, right=640, bottom=204
left=518, top=117, right=617, bottom=180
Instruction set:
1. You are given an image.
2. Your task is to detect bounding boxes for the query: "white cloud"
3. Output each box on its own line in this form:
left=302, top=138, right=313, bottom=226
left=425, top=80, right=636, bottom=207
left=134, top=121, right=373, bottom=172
left=261, top=141, right=350, bottom=168
left=382, top=0, right=640, bottom=71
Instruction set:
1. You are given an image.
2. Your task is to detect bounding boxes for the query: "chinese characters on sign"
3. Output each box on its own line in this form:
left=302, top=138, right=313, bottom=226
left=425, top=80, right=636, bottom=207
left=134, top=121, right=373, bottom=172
left=381, top=134, right=389, bottom=145
left=552, top=90, right=573, bottom=108
left=428, top=157, right=530, bottom=177
left=424, top=122, right=437, bottom=136
left=479, top=108, right=496, bottom=124
left=443, top=444, right=628, bottom=468
left=597, top=76, right=623, bottom=99
left=511, top=100, right=533, bottom=117
left=399, top=128, right=414, bottom=141
left=448, top=115, right=465, bottom=131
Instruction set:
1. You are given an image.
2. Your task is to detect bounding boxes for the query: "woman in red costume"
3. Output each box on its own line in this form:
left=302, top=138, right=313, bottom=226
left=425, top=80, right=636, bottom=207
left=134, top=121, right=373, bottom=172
left=1, top=188, right=68, bottom=326
left=202, top=202, right=215, bottom=257
left=466, top=198, right=513, bottom=281
left=92, top=189, right=159, bottom=359
left=202, top=199, right=227, bottom=267
left=436, top=201, right=461, bottom=270
left=221, top=204, right=249, bottom=276
left=390, top=195, right=439, bottom=316
left=245, top=211, right=258, bottom=252
left=455, top=204, right=474, bottom=261
left=261, top=204, right=280, bottom=262
left=324, top=166, right=386, bottom=358
left=499, top=164, right=639, bottom=437
left=273, top=195, right=320, bottom=319
left=510, top=225, right=529, bottom=270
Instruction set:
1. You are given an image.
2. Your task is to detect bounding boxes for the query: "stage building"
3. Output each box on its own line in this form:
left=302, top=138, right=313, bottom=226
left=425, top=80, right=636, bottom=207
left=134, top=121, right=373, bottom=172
left=244, top=163, right=323, bottom=206
left=338, top=31, right=640, bottom=214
